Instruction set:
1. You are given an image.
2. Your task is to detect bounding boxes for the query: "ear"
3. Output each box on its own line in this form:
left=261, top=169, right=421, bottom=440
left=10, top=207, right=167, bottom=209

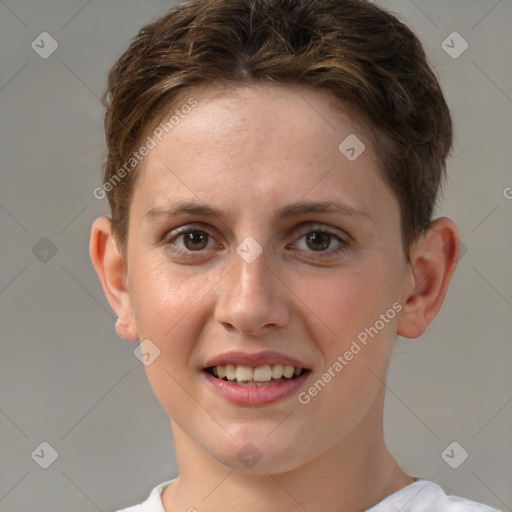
left=397, top=217, right=460, bottom=339
left=89, top=217, right=138, bottom=340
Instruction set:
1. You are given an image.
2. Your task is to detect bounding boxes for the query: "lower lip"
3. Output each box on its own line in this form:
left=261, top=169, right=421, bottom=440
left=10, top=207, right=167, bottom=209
left=202, top=370, right=310, bottom=406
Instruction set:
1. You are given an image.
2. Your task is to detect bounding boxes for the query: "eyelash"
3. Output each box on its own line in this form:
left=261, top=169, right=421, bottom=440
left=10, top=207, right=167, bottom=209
left=163, top=224, right=351, bottom=260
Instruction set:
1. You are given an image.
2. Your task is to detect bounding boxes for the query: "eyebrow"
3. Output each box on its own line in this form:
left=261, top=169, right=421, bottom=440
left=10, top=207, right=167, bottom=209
left=144, top=200, right=371, bottom=223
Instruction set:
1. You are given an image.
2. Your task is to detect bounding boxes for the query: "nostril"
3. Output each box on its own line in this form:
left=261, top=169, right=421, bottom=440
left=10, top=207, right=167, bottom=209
left=221, top=323, right=237, bottom=334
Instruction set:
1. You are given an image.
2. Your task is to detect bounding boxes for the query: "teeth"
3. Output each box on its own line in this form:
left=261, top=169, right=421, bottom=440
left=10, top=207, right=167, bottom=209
left=225, top=364, right=236, bottom=380
left=235, top=365, right=253, bottom=382
left=282, top=365, right=294, bottom=378
left=210, top=363, right=304, bottom=383
left=271, top=364, right=283, bottom=378
left=253, top=365, right=272, bottom=382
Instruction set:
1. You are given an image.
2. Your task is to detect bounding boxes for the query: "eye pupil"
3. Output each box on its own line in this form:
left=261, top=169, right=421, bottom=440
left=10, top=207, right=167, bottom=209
left=306, top=232, right=330, bottom=251
left=184, top=231, right=208, bottom=250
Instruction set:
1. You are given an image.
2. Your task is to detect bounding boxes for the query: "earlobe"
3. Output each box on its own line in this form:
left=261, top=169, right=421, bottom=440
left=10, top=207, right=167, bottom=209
left=89, top=217, right=139, bottom=341
left=397, top=217, right=460, bottom=339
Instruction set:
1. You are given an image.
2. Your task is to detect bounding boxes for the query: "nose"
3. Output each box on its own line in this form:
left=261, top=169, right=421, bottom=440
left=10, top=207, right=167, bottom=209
left=214, top=249, right=290, bottom=337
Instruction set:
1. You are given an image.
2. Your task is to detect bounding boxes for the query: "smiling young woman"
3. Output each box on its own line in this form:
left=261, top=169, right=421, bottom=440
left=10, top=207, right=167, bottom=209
left=89, top=1, right=499, bottom=511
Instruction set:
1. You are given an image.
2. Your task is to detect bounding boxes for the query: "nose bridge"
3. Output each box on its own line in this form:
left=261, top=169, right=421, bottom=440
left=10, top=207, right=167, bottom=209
left=229, top=230, right=273, bottom=297
left=215, top=242, right=289, bottom=335
left=236, top=249, right=271, bottom=296
left=229, top=244, right=275, bottom=308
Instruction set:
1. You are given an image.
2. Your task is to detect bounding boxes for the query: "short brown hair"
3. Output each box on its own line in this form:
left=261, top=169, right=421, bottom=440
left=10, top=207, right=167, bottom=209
left=101, top=0, right=453, bottom=257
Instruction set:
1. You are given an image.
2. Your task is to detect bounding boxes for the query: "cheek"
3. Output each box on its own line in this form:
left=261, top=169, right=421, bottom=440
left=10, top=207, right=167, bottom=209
left=129, top=256, right=200, bottom=337
left=127, top=256, right=224, bottom=372
left=129, top=261, right=211, bottom=416
left=295, top=269, right=398, bottom=431
left=292, top=257, right=402, bottom=414
left=294, top=262, right=400, bottom=344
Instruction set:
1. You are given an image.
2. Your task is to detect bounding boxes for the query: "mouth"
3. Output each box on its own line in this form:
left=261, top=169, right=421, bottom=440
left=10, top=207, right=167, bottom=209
left=202, top=350, right=312, bottom=405
left=204, top=363, right=309, bottom=387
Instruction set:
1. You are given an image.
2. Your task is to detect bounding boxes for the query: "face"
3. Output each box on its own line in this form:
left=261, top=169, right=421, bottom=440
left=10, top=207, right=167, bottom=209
left=123, top=83, right=411, bottom=473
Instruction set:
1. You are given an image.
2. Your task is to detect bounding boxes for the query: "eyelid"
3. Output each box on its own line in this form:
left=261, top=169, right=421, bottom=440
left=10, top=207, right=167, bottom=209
left=289, top=221, right=352, bottom=245
left=291, top=221, right=348, bottom=238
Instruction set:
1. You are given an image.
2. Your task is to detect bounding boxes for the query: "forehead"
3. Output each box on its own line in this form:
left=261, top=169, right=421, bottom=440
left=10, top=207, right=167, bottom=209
left=130, top=83, right=391, bottom=224
left=166, top=82, right=374, bottom=161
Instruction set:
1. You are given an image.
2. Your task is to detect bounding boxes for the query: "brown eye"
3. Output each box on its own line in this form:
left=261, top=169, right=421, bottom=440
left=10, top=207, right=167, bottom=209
left=305, top=232, right=332, bottom=251
left=292, top=227, right=350, bottom=260
left=182, top=231, right=209, bottom=251
left=165, top=227, right=215, bottom=253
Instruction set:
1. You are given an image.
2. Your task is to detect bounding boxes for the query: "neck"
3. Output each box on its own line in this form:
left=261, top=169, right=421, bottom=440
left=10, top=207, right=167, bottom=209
left=163, top=389, right=414, bottom=512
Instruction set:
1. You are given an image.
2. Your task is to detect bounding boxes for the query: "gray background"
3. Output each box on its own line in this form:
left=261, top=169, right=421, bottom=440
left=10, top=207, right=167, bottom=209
left=0, top=0, right=511, bottom=511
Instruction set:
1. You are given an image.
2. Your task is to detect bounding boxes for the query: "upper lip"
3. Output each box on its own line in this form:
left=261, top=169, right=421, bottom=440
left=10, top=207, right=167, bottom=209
left=204, top=350, right=310, bottom=370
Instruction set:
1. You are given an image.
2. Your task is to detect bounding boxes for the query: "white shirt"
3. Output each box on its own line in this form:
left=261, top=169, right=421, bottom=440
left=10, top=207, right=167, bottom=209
left=115, top=478, right=502, bottom=511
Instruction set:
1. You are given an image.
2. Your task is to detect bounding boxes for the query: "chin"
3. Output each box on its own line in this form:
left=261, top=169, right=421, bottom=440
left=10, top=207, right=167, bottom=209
left=207, top=430, right=310, bottom=475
